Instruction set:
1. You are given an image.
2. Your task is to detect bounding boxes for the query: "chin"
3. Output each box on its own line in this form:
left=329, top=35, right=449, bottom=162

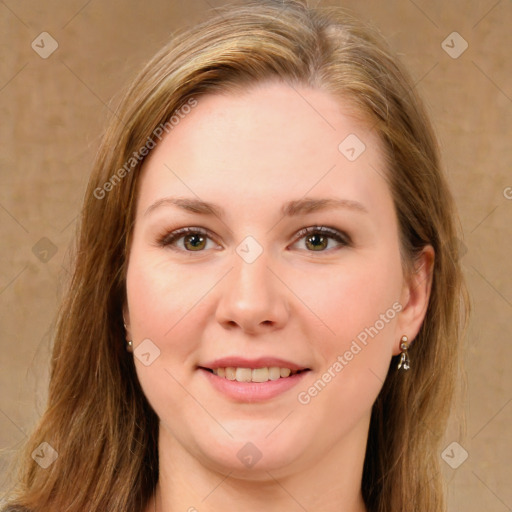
left=191, top=425, right=312, bottom=478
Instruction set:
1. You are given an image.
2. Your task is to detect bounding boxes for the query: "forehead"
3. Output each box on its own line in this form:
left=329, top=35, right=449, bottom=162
left=136, top=81, right=391, bottom=221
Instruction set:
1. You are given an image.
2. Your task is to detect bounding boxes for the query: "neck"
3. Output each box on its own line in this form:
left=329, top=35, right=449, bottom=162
left=152, top=417, right=370, bottom=512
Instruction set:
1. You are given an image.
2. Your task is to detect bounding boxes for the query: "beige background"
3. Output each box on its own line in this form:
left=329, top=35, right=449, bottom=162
left=1, top=0, right=511, bottom=509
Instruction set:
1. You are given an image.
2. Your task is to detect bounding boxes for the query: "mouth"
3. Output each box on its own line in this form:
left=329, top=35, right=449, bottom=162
left=199, top=366, right=311, bottom=383
left=198, top=364, right=311, bottom=402
left=197, top=356, right=312, bottom=401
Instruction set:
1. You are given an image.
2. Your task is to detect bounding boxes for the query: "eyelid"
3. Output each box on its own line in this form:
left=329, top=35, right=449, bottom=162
left=157, top=226, right=218, bottom=248
left=158, top=225, right=351, bottom=254
left=292, top=225, right=351, bottom=244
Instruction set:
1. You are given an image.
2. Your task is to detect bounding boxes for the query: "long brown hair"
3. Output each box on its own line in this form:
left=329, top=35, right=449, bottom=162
left=4, top=1, right=468, bottom=510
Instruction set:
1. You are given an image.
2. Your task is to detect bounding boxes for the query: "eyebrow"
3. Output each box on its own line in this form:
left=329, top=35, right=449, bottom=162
left=143, top=196, right=369, bottom=218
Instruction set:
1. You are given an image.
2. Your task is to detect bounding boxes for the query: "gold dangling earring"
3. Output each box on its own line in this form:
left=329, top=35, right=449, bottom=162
left=397, top=335, right=410, bottom=371
left=124, top=322, right=133, bottom=353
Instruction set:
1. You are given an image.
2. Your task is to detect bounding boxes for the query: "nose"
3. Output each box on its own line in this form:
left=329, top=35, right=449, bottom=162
left=215, top=248, right=290, bottom=334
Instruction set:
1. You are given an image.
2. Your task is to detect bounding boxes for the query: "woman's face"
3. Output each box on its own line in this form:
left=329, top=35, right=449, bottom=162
left=124, top=81, right=429, bottom=478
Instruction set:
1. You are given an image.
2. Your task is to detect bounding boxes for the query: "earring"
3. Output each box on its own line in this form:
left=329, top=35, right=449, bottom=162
left=124, top=322, right=133, bottom=353
left=397, top=335, right=410, bottom=371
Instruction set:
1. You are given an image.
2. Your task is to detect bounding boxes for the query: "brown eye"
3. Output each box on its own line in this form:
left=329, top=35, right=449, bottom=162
left=183, top=233, right=207, bottom=251
left=304, top=233, right=329, bottom=251
left=293, top=226, right=351, bottom=252
left=158, top=227, right=217, bottom=252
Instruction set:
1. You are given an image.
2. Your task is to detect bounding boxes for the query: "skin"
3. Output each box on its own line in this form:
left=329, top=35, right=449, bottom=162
left=123, top=80, right=434, bottom=512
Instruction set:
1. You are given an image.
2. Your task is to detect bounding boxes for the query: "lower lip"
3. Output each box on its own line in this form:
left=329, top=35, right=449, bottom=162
left=199, top=368, right=310, bottom=403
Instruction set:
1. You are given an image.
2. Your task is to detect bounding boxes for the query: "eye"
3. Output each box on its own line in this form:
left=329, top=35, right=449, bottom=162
left=157, top=227, right=219, bottom=252
left=157, top=225, right=351, bottom=254
left=291, top=226, right=351, bottom=252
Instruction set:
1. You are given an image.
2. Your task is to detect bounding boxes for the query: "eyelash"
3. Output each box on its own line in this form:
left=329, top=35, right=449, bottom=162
left=157, top=226, right=351, bottom=254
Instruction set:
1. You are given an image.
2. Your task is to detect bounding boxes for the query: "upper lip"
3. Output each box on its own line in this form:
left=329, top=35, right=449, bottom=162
left=199, top=357, right=310, bottom=372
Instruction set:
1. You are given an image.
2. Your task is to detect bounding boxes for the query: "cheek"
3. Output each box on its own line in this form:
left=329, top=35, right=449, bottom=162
left=307, top=251, right=403, bottom=345
left=300, top=250, right=403, bottom=404
left=124, top=253, right=213, bottom=419
left=126, top=249, right=207, bottom=340
left=125, top=251, right=207, bottom=412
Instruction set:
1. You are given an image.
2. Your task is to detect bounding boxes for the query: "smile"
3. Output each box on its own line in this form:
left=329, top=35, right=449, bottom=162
left=207, top=366, right=307, bottom=383
left=198, top=367, right=311, bottom=402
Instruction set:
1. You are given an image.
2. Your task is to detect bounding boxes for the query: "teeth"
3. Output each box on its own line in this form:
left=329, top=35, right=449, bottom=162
left=211, top=366, right=301, bottom=383
left=251, top=368, right=269, bottom=382
left=269, top=367, right=281, bottom=380
left=235, top=367, right=252, bottom=382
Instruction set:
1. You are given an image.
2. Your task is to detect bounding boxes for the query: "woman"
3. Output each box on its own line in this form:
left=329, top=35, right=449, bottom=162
left=4, top=1, right=468, bottom=511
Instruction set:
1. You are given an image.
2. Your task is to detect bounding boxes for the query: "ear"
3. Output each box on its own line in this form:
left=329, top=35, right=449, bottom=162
left=393, top=245, right=435, bottom=355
